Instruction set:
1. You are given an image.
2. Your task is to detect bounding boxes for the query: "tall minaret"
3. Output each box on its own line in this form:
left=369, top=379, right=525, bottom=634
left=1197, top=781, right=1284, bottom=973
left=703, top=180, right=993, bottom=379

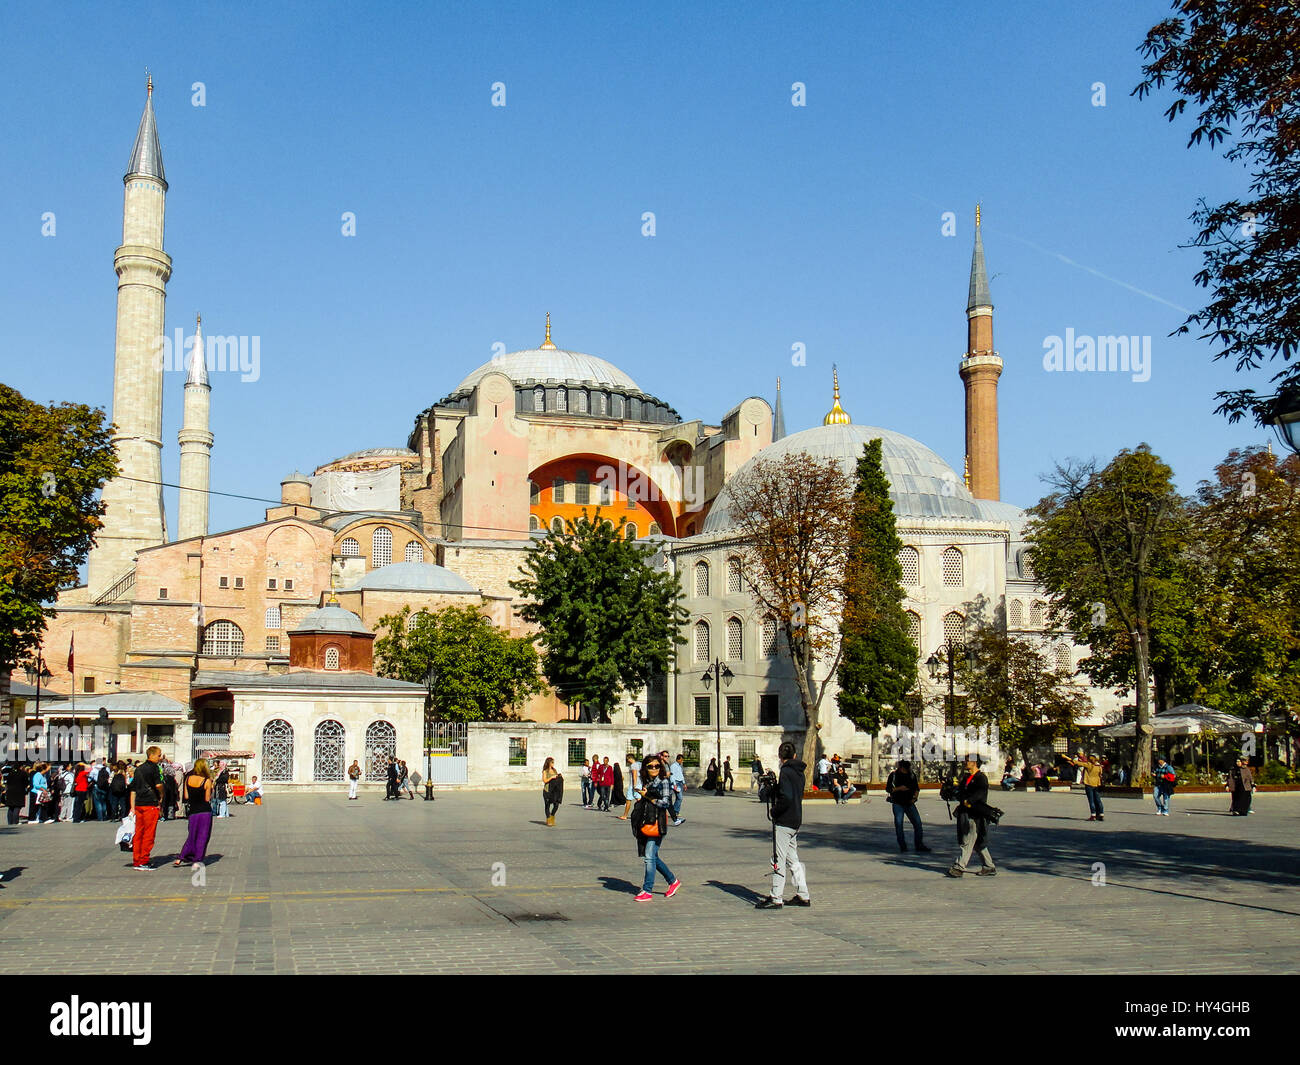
left=177, top=313, right=212, bottom=540
left=87, top=75, right=173, bottom=596
left=772, top=376, right=787, bottom=441
left=959, top=204, right=1002, bottom=501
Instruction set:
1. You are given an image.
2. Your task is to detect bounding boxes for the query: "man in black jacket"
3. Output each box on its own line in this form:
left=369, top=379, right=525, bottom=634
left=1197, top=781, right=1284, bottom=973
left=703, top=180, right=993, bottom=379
left=947, top=756, right=996, bottom=877
left=756, top=742, right=812, bottom=909
left=886, top=759, right=930, bottom=852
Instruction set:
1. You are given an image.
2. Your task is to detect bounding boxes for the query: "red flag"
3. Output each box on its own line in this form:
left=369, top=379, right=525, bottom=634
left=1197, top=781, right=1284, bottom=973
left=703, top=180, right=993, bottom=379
left=67, top=632, right=74, bottom=673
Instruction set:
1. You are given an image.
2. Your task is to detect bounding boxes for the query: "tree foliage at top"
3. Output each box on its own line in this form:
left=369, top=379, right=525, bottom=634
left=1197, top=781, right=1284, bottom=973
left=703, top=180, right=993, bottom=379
left=836, top=439, right=917, bottom=734
left=1134, top=1, right=1300, bottom=423
left=509, top=510, right=686, bottom=720
left=1025, top=445, right=1188, bottom=782
left=724, top=451, right=854, bottom=768
left=373, top=604, right=545, bottom=722
left=0, top=384, right=118, bottom=679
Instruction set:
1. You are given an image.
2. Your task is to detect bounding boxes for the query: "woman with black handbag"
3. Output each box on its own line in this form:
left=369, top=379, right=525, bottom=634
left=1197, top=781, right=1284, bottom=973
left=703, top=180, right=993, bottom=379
left=631, top=756, right=682, bottom=902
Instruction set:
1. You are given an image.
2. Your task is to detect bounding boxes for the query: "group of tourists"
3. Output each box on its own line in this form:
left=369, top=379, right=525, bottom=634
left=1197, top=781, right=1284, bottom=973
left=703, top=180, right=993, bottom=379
left=548, top=751, right=689, bottom=830
left=814, top=754, right=858, bottom=805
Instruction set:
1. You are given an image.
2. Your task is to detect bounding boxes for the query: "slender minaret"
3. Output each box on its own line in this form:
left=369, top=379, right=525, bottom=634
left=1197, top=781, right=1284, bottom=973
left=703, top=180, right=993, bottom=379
left=87, top=75, right=173, bottom=596
left=960, top=204, right=1002, bottom=500
left=772, top=376, right=787, bottom=441
left=177, top=313, right=212, bottom=540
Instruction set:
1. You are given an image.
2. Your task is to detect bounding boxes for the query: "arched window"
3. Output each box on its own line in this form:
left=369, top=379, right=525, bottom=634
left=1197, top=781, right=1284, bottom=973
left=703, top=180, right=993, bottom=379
left=898, top=546, right=920, bottom=586
left=575, top=469, right=590, bottom=505
left=1018, top=549, right=1034, bottom=580
left=324, top=646, right=340, bottom=670
left=201, top=620, right=244, bottom=656
left=694, top=560, right=710, bottom=597
left=405, top=611, right=422, bottom=632
left=727, top=557, right=743, bottom=594
left=313, top=720, right=346, bottom=781
left=261, top=719, right=294, bottom=781
left=694, top=620, right=710, bottom=663
left=576, top=390, right=589, bottom=414
left=603, top=519, right=614, bottom=533
left=264, top=606, right=281, bottom=630
left=596, top=393, right=608, bottom=416
left=762, top=616, right=778, bottom=657
left=1030, top=601, right=1045, bottom=629
left=372, top=527, right=392, bottom=568
left=552, top=477, right=566, bottom=504
left=529, top=515, right=541, bottom=531
left=550, top=516, right=564, bottom=534
left=648, top=522, right=661, bottom=536
left=1056, top=644, right=1073, bottom=673
left=942, top=547, right=964, bottom=586
left=1009, top=600, right=1024, bottom=628
left=625, top=523, right=638, bottom=540
left=340, top=537, right=360, bottom=557
left=365, top=720, right=397, bottom=782
left=405, top=541, right=425, bottom=563
left=529, top=480, right=540, bottom=505
left=726, top=616, right=743, bottom=660
left=555, top=387, right=567, bottom=412
left=906, top=610, right=922, bottom=649
left=533, top=386, right=545, bottom=412
left=943, top=611, right=966, bottom=642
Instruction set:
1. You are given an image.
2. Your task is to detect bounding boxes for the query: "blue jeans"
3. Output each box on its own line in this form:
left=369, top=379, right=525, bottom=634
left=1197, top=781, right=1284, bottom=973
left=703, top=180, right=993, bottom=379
left=641, top=838, right=675, bottom=893
left=1084, top=785, right=1103, bottom=816
left=1154, top=788, right=1171, bottom=813
left=581, top=779, right=593, bottom=806
left=92, top=790, right=109, bottom=821
left=671, top=787, right=683, bottom=818
left=892, top=801, right=924, bottom=846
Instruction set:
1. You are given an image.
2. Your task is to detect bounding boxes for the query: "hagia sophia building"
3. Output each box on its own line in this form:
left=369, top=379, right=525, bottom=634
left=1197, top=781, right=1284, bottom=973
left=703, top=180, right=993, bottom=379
left=24, top=83, right=1122, bottom=782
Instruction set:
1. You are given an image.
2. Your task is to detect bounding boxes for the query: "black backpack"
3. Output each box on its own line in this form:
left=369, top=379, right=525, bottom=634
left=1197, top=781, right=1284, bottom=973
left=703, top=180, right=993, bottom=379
left=97, top=767, right=110, bottom=790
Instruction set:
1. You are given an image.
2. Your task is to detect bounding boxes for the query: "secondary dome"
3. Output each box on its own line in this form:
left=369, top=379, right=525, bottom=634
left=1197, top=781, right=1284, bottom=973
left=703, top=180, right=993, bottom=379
left=700, top=424, right=986, bottom=534
left=454, top=347, right=640, bottom=394
left=345, top=561, right=477, bottom=594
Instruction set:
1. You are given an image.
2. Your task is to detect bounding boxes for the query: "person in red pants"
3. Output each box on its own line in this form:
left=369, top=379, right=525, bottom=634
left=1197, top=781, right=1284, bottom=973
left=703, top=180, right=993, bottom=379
left=129, top=746, right=165, bottom=870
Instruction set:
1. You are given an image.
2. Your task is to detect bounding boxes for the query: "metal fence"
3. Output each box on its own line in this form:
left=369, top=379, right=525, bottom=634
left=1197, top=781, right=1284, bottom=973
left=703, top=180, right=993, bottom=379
left=426, top=721, right=469, bottom=785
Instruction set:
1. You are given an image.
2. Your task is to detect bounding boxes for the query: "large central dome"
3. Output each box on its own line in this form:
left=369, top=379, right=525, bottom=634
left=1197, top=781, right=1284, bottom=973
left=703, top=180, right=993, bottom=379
left=701, top=424, right=990, bottom=534
left=454, top=347, right=640, bottom=394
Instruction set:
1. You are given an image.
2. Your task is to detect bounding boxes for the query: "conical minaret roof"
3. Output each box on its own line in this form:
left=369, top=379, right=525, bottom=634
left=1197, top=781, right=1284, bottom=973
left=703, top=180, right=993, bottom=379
left=126, top=75, right=166, bottom=186
left=773, top=377, right=787, bottom=441
left=967, top=203, right=991, bottom=312
left=186, top=314, right=209, bottom=386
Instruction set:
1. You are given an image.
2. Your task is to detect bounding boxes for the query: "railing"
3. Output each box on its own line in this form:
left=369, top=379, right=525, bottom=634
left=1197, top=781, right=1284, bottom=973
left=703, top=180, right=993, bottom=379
left=193, top=732, right=233, bottom=758
left=94, top=570, right=136, bottom=605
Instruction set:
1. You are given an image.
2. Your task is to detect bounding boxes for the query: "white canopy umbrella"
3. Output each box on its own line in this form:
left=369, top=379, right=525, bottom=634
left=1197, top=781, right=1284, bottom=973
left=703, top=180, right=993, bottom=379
left=1098, top=704, right=1258, bottom=739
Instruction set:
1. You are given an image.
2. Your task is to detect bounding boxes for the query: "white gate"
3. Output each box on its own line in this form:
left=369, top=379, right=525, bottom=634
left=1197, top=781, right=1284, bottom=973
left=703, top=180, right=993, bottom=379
left=426, top=722, right=468, bottom=785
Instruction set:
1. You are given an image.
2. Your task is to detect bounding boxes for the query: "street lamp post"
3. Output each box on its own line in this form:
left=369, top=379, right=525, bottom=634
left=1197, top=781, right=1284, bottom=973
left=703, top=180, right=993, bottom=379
left=926, top=641, right=975, bottom=730
left=23, top=655, right=53, bottom=723
left=1265, top=386, right=1300, bottom=456
left=701, top=658, right=734, bottom=796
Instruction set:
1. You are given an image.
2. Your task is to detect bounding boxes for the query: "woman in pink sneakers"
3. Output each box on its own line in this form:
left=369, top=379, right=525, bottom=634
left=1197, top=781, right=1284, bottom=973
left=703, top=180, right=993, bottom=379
left=631, top=756, right=681, bottom=902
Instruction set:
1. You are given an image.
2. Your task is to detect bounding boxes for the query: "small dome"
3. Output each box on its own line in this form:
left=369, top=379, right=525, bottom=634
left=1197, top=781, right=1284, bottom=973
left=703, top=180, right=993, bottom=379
left=291, top=605, right=371, bottom=635
left=453, top=347, right=639, bottom=394
left=345, top=561, right=477, bottom=594
left=281, top=470, right=311, bottom=485
left=701, top=424, right=985, bottom=533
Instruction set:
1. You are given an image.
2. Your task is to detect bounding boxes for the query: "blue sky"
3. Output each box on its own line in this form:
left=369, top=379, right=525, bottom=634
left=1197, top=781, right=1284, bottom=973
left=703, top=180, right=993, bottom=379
left=0, top=0, right=1270, bottom=535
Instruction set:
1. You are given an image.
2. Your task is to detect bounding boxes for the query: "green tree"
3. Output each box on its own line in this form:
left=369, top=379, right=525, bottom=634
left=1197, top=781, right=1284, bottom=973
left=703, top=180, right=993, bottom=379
left=957, top=621, right=1092, bottom=756
left=509, top=510, right=686, bottom=720
left=0, top=384, right=118, bottom=723
left=836, top=440, right=917, bottom=770
left=373, top=604, right=545, bottom=722
left=1134, top=1, right=1300, bottom=425
left=1025, top=445, right=1188, bottom=783
left=724, top=451, right=855, bottom=769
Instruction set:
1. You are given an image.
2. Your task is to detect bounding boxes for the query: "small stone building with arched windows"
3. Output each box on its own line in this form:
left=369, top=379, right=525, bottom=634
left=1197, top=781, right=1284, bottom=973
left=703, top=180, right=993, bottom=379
left=191, top=605, right=425, bottom=790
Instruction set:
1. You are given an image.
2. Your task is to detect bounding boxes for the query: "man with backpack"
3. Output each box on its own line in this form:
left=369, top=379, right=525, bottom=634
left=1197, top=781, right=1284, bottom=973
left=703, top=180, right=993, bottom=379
left=1153, top=756, right=1177, bottom=815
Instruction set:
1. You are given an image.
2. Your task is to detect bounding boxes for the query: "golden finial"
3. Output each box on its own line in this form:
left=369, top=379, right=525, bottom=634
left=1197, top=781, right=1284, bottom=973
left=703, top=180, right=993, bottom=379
left=975, top=203, right=981, bottom=227
left=196, top=312, right=201, bottom=326
left=540, top=311, right=556, bottom=350
left=146, top=69, right=153, bottom=96
left=964, top=455, right=971, bottom=489
left=823, top=364, right=851, bottom=425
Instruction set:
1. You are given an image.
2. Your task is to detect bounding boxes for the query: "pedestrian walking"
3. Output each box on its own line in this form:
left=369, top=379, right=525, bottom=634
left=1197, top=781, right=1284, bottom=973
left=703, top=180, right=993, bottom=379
left=92, top=759, right=111, bottom=821
left=110, top=762, right=129, bottom=820
left=385, top=758, right=399, bottom=801
left=399, top=760, right=415, bottom=800
left=755, top=741, right=811, bottom=909
left=704, top=758, right=719, bottom=792
left=597, top=757, right=613, bottom=811
left=631, top=754, right=681, bottom=902
left=174, top=758, right=215, bottom=867
left=886, top=759, right=930, bottom=852
left=750, top=755, right=763, bottom=791
left=541, top=757, right=562, bottom=826
left=213, top=762, right=230, bottom=817
left=1153, top=757, right=1177, bottom=815
left=619, top=753, right=641, bottom=820
left=670, top=749, right=691, bottom=827
left=1228, top=758, right=1254, bottom=816
left=580, top=758, right=593, bottom=808
left=611, top=758, right=626, bottom=806
left=4, top=763, right=28, bottom=825
left=347, top=759, right=361, bottom=800
left=723, top=756, right=734, bottom=792
left=1064, top=752, right=1105, bottom=821
left=946, top=756, right=997, bottom=878
left=130, top=746, right=165, bottom=870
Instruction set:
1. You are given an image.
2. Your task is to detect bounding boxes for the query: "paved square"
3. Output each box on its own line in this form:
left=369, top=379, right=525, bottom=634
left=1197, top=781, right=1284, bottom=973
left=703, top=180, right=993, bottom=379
left=1, top=787, right=1297, bottom=974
